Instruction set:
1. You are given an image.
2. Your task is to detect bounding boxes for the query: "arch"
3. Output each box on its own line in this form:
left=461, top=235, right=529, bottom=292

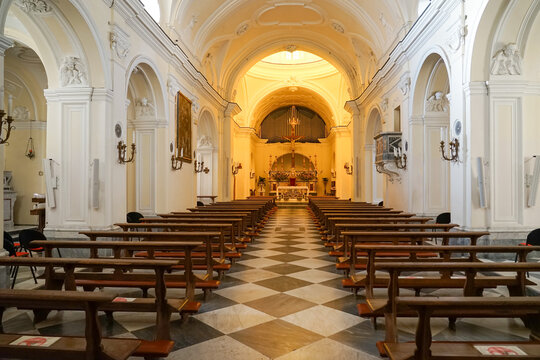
left=125, top=57, right=168, bottom=123
left=221, top=34, right=360, bottom=100
left=410, top=52, right=451, bottom=216
left=248, top=85, right=338, bottom=130
left=363, top=107, right=383, bottom=203
left=196, top=109, right=219, bottom=199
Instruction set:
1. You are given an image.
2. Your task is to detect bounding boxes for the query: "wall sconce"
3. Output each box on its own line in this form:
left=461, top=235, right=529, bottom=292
left=440, top=138, right=459, bottom=162
left=117, top=140, right=136, bottom=164
left=232, top=162, right=242, bottom=175
left=194, top=160, right=209, bottom=174
left=0, top=107, right=14, bottom=145
left=393, top=146, right=407, bottom=170
left=249, top=169, right=255, bottom=179
left=171, top=147, right=185, bottom=171
left=344, top=162, right=353, bottom=175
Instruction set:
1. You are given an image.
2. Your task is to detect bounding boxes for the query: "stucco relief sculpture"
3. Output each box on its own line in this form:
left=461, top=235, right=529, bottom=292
left=17, top=0, right=51, bottom=14
left=135, top=98, right=155, bottom=118
left=426, top=91, right=449, bottom=112
left=399, top=74, right=411, bottom=96
left=12, top=106, right=29, bottom=121
left=110, top=29, right=130, bottom=59
left=490, top=43, right=522, bottom=75
left=197, top=135, right=213, bottom=148
left=60, top=57, right=87, bottom=87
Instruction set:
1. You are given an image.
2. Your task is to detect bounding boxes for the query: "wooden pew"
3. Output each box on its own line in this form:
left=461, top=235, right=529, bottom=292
left=0, top=257, right=179, bottom=342
left=0, top=289, right=142, bottom=360
left=375, top=262, right=540, bottom=344
left=341, top=231, right=489, bottom=276
left=114, top=222, right=241, bottom=261
left=319, top=213, right=417, bottom=234
left=80, top=231, right=222, bottom=281
left=329, top=223, right=458, bottom=258
left=349, top=245, right=540, bottom=297
left=384, top=296, right=540, bottom=360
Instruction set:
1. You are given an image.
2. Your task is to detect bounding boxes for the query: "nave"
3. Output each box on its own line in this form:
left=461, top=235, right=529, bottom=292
left=2, top=204, right=537, bottom=360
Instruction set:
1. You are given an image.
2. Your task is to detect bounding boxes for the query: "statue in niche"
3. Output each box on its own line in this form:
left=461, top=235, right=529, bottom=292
left=12, top=106, right=30, bottom=121
left=426, top=91, right=449, bottom=112
left=197, top=135, right=213, bottom=148
left=135, top=97, right=155, bottom=118
left=60, top=57, right=87, bottom=87
left=491, top=43, right=522, bottom=75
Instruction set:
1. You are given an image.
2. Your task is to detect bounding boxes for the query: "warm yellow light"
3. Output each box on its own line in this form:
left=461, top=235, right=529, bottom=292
left=262, top=51, right=323, bottom=65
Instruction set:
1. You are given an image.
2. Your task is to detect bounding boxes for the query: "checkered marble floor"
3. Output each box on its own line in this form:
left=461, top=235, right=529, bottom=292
left=4, top=207, right=532, bottom=359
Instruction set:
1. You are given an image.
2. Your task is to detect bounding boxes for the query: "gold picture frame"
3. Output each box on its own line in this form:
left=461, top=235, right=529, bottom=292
left=176, top=91, right=192, bottom=163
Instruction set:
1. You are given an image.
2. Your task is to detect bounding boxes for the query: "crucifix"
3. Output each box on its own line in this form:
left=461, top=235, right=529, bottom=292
left=283, top=106, right=303, bottom=174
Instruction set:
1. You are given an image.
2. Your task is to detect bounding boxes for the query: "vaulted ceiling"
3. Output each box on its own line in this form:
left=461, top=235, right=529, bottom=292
left=158, top=0, right=426, bottom=99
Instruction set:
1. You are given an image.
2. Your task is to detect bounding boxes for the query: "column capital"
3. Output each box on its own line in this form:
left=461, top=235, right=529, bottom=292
left=224, top=102, right=241, bottom=118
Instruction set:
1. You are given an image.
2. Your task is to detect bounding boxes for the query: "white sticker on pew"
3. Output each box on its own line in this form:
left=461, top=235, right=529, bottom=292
left=113, top=297, right=136, bottom=303
left=474, top=345, right=526, bottom=356
left=10, top=336, right=61, bottom=347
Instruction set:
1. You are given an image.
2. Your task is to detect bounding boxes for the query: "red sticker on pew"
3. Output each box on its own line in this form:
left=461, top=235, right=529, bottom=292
left=10, top=336, right=61, bottom=347
left=474, top=345, right=526, bottom=356
left=113, top=297, right=136, bottom=303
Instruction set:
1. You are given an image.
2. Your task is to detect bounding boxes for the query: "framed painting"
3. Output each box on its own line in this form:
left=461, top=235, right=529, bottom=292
left=176, top=91, right=192, bottom=163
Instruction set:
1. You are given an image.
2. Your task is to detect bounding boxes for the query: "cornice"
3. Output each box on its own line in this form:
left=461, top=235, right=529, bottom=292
left=111, top=0, right=227, bottom=110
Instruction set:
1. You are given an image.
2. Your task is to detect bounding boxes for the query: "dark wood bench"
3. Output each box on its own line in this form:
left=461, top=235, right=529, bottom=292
left=340, top=231, right=489, bottom=276
left=114, top=222, right=241, bottom=259
left=80, top=231, right=223, bottom=281
left=0, top=257, right=180, bottom=344
left=0, top=289, right=143, bottom=360
left=374, top=262, right=540, bottom=344
left=384, top=296, right=540, bottom=360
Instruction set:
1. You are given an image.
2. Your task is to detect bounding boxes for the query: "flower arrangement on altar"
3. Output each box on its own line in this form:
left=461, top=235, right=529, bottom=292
left=270, top=171, right=289, bottom=182
left=297, top=171, right=317, bottom=181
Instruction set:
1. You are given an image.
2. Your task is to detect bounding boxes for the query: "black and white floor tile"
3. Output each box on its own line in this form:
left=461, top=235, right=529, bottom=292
left=4, top=207, right=532, bottom=359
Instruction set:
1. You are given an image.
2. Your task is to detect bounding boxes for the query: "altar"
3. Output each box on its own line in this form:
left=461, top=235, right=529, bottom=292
left=276, top=185, right=309, bottom=200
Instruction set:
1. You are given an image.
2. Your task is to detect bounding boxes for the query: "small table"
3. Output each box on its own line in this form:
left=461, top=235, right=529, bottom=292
left=276, top=186, right=309, bottom=200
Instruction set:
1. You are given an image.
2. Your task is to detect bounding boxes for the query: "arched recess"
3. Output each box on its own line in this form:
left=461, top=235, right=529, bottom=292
left=196, top=109, right=219, bottom=201
left=125, top=61, right=166, bottom=215
left=363, top=107, right=384, bottom=203
left=411, top=53, right=450, bottom=215
left=3, top=43, right=48, bottom=227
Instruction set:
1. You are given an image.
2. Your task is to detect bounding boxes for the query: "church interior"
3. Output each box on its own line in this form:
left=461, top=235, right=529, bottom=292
left=0, top=0, right=540, bottom=358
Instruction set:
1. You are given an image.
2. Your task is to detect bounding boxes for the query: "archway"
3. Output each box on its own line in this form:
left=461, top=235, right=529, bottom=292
left=411, top=53, right=450, bottom=215
left=364, top=107, right=384, bottom=203
left=3, top=43, right=47, bottom=229
left=125, top=62, right=166, bottom=215
left=196, top=110, right=218, bottom=202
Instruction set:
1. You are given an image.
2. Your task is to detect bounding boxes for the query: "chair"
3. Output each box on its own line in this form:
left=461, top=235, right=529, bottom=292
left=19, top=229, right=61, bottom=258
left=196, top=201, right=205, bottom=207
left=4, top=232, right=37, bottom=288
left=127, top=211, right=144, bottom=223
left=377, top=201, right=384, bottom=206
left=436, top=212, right=451, bottom=224
left=516, top=228, right=540, bottom=264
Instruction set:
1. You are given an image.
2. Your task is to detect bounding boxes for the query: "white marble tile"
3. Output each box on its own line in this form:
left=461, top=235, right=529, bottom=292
left=194, top=304, right=275, bottom=334
left=227, top=269, right=281, bottom=283
left=288, top=269, right=342, bottom=283
left=281, top=305, right=363, bottom=336
left=289, top=258, right=335, bottom=269
left=294, top=243, right=326, bottom=250
left=250, top=243, right=282, bottom=250
left=285, top=284, right=350, bottom=304
left=292, top=249, right=329, bottom=258
left=275, top=338, right=377, bottom=360
left=215, top=283, right=279, bottom=303
left=112, top=311, right=161, bottom=332
left=169, top=336, right=270, bottom=360
left=246, top=249, right=284, bottom=258
left=237, top=258, right=283, bottom=268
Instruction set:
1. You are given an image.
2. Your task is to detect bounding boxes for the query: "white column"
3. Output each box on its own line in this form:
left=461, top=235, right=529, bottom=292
left=221, top=103, right=241, bottom=201
left=0, top=35, right=13, bottom=237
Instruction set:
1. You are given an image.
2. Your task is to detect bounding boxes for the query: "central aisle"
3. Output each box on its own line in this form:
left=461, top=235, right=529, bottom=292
left=172, top=207, right=380, bottom=359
